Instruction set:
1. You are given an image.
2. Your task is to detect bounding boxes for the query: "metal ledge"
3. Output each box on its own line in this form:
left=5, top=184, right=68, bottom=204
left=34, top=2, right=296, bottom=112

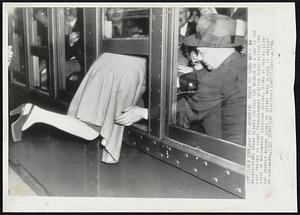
left=123, top=127, right=245, bottom=198
left=169, top=125, right=246, bottom=165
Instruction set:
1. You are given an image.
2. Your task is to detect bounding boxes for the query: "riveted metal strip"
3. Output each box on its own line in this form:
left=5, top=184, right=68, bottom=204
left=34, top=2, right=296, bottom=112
left=123, top=127, right=245, bottom=198
left=149, top=8, right=163, bottom=137
left=169, top=125, right=246, bottom=165
left=84, top=8, right=98, bottom=72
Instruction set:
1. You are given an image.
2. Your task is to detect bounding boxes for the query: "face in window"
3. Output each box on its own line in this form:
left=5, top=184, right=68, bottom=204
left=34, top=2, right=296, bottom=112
left=64, top=8, right=78, bottom=23
left=189, top=10, right=200, bottom=24
left=179, top=8, right=189, bottom=29
left=106, top=8, right=125, bottom=24
left=34, top=9, right=48, bottom=27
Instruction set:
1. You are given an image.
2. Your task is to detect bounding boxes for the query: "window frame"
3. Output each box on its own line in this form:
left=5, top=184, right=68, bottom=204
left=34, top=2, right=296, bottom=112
left=164, top=8, right=246, bottom=166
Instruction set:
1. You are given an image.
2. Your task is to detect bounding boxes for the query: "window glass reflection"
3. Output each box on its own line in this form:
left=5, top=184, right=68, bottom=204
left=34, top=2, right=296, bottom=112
left=103, top=8, right=149, bottom=39
left=32, top=8, right=49, bottom=46
left=63, top=7, right=85, bottom=95
left=173, top=8, right=247, bottom=146
left=31, top=8, right=50, bottom=92
left=9, top=8, right=26, bottom=85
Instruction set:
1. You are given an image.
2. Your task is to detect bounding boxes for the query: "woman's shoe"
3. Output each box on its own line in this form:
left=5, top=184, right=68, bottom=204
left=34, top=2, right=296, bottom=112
left=11, top=104, right=34, bottom=142
left=10, top=103, right=26, bottom=116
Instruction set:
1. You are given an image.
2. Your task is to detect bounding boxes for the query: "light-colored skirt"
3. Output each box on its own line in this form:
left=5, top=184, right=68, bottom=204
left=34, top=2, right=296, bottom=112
left=67, top=53, right=146, bottom=163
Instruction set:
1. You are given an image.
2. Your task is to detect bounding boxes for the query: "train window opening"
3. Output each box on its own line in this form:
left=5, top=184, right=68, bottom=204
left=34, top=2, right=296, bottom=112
left=103, top=8, right=149, bottom=39
left=170, top=7, right=247, bottom=146
left=114, top=54, right=149, bottom=133
left=100, top=7, right=151, bottom=132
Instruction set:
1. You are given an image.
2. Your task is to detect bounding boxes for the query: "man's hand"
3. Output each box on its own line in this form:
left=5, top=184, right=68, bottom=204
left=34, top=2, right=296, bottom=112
left=69, top=32, right=80, bottom=47
left=115, top=106, right=148, bottom=126
left=8, top=45, right=13, bottom=65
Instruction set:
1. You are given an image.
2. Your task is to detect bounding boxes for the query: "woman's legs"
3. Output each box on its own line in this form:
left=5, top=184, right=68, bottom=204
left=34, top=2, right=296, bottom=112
left=13, top=103, right=99, bottom=141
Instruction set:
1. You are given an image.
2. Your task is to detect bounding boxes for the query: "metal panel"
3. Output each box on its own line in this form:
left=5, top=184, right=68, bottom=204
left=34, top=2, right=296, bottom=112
left=85, top=139, right=101, bottom=197
left=22, top=8, right=30, bottom=89
left=84, top=8, right=98, bottom=72
left=123, top=127, right=245, bottom=198
left=169, top=125, right=246, bottom=165
left=55, top=8, right=66, bottom=90
left=24, top=8, right=35, bottom=91
left=48, top=8, right=57, bottom=99
left=102, top=39, right=149, bottom=56
left=9, top=125, right=93, bottom=196
left=165, top=8, right=177, bottom=136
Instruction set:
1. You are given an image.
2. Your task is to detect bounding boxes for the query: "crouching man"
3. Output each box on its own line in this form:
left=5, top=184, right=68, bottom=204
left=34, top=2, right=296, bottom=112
left=117, top=13, right=247, bottom=146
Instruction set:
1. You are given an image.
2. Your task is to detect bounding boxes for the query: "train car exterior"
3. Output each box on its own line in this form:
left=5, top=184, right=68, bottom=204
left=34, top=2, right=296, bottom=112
left=8, top=7, right=246, bottom=198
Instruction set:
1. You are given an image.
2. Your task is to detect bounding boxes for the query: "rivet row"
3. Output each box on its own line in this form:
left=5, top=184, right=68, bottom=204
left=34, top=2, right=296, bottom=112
left=236, top=188, right=242, bottom=193
left=212, top=177, right=218, bottom=183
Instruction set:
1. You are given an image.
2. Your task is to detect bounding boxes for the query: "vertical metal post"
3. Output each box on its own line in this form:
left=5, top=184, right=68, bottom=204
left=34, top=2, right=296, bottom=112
left=149, top=8, right=168, bottom=139
left=84, top=8, right=98, bottom=73
left=24, top=8, right=34, bottom=90
left=49, top=8, right=57, bottom=99
left=165, top=8, right=178, bottom=136
left=21, top=8, right=29, bottom=90
left=56, top=8, right=66, bottom=91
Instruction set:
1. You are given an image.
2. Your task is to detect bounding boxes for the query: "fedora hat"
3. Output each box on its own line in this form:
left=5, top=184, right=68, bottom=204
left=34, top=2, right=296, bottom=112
left=183, top=13, right=246, bottom=48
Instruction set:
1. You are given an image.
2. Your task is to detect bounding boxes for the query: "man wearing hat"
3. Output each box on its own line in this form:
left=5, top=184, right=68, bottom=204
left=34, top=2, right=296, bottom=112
left=115, top=13, right=246, bottom=146
left=176, top=13, right=247, bottom=146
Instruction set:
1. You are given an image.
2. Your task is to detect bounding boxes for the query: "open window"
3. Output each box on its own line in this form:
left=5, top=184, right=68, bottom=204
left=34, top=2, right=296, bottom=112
left=99, top=7, right=152, bottom=132
left=168, top=7, right=247, bottom=147
left=100, top=8, right=150, bottom=56
left=103, top=8, right=149, bottom=39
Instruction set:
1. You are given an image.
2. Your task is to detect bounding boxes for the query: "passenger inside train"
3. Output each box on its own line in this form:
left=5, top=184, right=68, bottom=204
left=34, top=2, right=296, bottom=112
left=104, top=8, right=149, bottom=38
left=33, top=7, right=85, bottom=95
left=9, top=7, right=247, bottom=164
left=118, top=8, right=248, bottom=145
